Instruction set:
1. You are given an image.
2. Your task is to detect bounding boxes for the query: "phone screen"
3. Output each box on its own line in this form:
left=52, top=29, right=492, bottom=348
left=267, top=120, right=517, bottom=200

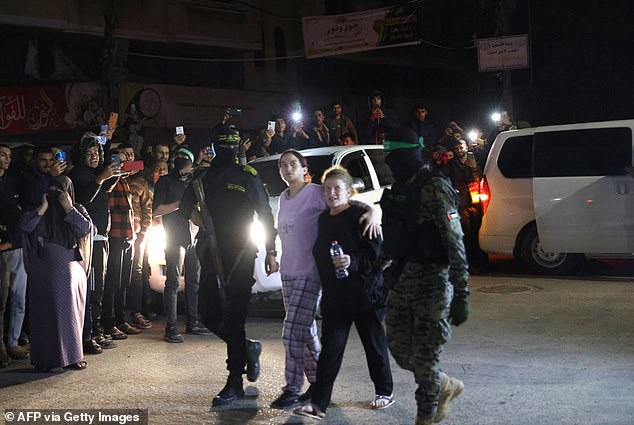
left=108, top=112, right=118, bottom=129
left=55, top=151, right=67, bottom=162
left=111, top=153, right=121, bottom=167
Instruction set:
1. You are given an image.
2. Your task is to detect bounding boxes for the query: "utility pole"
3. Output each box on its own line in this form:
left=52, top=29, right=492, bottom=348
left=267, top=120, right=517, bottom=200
left=101, top=0, right=128, bottom=117
left=496, top=0, right=516, bottom=115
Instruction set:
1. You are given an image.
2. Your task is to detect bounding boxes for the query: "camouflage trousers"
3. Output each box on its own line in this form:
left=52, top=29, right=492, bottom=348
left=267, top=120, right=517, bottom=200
left=385, top=261, right=453, bottom=420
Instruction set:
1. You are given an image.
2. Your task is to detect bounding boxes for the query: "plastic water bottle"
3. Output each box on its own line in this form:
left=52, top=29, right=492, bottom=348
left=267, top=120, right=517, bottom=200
left=330, top=240, right=349, bottom=279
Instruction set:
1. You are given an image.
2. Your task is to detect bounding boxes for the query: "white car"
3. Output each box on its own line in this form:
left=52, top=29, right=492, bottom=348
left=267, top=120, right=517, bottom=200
left=147, top=145, right=394, bottom=293
left=478, top=119, right=634, bottom=274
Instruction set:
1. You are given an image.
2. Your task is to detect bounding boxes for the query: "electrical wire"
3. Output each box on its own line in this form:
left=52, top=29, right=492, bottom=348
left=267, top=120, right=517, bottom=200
left=127, top=51, right=305, bottom=62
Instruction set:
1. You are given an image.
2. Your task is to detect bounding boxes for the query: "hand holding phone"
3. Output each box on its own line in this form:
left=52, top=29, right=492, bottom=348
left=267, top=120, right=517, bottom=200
left=111, top=153, right=122, bottom=175
left=175, top=126, right=184, bottom=135
left=55, top=151, right=67, bottom=162
left=267, top=121, right=276, bottom=131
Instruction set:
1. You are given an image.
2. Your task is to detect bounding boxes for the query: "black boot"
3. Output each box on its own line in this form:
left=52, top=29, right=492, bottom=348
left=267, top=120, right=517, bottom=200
left=212, top=376, right=245, bottom=407
left=245, top=339, right=262, bottom=382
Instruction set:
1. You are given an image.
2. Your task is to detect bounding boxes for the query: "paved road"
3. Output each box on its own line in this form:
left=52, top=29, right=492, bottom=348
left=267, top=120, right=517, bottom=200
left=2, top=274, right=633, bottom=425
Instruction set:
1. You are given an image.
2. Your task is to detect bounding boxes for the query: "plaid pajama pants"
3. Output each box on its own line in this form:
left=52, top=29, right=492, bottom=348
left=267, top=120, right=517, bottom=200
left=281, top=273, right=322, bottom=394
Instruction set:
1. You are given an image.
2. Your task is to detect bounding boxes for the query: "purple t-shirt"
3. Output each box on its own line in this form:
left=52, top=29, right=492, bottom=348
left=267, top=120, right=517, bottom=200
left=277, top=183, right=326, bottom=277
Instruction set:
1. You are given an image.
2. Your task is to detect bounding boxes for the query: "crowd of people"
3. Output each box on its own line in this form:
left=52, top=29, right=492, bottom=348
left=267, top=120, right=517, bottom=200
left=0, top=91, right=516, bottom=424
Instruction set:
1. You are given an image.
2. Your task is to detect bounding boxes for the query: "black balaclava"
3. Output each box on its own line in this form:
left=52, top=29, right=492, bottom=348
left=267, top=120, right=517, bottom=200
left=211, top=125, right=241, bottom=168
left=385, top=148, right=426, bottom=183
left=172, top=157, right=193, bottom=182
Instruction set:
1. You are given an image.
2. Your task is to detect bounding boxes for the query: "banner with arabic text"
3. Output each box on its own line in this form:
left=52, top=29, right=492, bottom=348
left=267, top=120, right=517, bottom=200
left=302, top=6, right=419, bottom=59
left=0, top=83, right=104, bottom=135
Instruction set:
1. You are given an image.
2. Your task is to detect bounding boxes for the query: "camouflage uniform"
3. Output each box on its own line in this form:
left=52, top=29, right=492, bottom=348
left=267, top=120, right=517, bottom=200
left=384, top=170, right=469, bottom=423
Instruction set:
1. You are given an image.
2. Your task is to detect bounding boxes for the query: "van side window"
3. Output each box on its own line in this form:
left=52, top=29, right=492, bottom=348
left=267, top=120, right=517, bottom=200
left=533, top=127, right=632, bottom=177
left=498, top=135, right=534, bottom=178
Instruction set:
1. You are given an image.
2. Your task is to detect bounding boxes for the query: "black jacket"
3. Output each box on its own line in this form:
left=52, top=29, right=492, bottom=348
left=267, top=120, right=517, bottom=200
left=68, top=165, right=116, bottom=235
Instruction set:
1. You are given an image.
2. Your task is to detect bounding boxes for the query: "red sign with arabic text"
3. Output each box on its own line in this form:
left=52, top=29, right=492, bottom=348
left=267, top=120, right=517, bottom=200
left=0, top=85, right=71, bottom=135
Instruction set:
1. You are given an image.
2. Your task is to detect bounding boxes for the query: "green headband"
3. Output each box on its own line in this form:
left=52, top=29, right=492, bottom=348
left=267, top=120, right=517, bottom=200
left=382, top=136, right=424, bottom=152
left=175, top=148, right=194, bottom=163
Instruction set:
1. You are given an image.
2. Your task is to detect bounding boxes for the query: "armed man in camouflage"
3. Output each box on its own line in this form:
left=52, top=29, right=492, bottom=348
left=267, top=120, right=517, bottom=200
left=379, top=136, right=470, bottom=425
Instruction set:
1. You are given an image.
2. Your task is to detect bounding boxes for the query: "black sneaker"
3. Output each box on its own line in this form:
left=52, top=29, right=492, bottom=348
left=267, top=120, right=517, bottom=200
left=186, top=321, right=212, bottom=335
left=270, top=391, right=300, bottom=410
left=164, top=326, right=184, bottom=343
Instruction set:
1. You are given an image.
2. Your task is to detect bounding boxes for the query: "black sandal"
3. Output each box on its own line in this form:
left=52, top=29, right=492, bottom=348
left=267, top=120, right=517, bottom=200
left=67, top=361, right=87, bottom=370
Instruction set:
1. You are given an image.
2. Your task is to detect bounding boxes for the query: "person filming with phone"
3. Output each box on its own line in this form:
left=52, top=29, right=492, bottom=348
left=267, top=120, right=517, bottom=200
left=19, top=147, right=68, bottom=212
left=68, top=134, right=120, bottom=352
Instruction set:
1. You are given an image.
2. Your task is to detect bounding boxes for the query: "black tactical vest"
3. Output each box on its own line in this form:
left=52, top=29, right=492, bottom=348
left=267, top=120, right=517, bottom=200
left=379, top=169, right=448, bottom=265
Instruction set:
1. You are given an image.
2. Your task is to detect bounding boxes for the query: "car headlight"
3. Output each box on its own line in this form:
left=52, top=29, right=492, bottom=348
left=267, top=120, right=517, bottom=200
left=146, top=224, right=167, bottom=260
left=250, top=219, right=265, bottom=250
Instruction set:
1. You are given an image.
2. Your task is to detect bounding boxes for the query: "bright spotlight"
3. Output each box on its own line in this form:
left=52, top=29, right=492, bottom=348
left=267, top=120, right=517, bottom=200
left=491, top=112, right=501, bottom=122
left=250, top=219, right=265, bottom=249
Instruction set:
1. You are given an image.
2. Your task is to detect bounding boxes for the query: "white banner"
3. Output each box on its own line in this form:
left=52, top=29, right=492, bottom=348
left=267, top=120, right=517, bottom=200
left=302, top=7, right=419, bottom=59
left=477, top=35, right=530, bottom=72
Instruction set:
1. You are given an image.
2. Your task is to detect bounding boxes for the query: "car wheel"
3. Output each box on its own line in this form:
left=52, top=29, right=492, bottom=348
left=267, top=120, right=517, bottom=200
left=519, top=225, right=584, bottom=275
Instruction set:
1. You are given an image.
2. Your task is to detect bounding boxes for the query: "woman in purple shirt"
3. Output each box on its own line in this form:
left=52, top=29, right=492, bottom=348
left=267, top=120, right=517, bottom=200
left=270, top=150, right=379, bottom=409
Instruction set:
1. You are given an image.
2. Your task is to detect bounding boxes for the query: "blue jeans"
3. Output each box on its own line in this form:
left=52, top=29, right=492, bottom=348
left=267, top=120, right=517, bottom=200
left=163, top=245, right=200, bottom=328
left=0, top=249, right=27, bottom=347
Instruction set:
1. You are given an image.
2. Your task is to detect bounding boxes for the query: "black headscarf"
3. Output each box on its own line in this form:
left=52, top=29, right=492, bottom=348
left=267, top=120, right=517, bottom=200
left=33, top=179, right=77, bottom=250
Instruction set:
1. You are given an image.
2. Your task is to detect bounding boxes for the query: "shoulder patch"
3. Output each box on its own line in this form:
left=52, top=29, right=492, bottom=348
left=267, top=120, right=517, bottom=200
left=242, top=165, right=257, bottom=176
left=447, top=209, right=460, bottom=222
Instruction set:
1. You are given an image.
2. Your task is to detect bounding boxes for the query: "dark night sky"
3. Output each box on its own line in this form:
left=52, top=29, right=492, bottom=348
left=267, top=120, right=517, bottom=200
left=516, top=0, right=634, bottom=125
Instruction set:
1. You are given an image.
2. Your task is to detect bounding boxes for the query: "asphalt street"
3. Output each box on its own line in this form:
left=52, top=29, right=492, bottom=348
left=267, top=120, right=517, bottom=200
left=1, top=271, right=633, bottom=425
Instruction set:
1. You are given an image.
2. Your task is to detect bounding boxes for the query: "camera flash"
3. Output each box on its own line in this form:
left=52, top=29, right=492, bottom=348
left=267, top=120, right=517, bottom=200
left=491, top=112, right=501, bottom=122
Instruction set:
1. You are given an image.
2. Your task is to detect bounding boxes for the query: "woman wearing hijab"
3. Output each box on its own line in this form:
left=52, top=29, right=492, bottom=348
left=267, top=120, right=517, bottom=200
left=20, top=179, right=93, bottom=372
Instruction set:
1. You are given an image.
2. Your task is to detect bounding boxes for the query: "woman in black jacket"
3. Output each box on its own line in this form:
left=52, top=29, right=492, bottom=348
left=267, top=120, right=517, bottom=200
left=294, top=166, right=394, bottom=420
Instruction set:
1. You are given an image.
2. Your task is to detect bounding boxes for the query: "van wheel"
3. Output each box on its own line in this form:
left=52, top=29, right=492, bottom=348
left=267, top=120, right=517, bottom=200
left=519, top=225, right=583, bottom=275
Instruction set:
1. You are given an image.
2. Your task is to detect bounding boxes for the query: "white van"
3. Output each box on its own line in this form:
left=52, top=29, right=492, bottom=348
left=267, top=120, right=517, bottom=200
left=478, top=119, right=634, bottom=274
